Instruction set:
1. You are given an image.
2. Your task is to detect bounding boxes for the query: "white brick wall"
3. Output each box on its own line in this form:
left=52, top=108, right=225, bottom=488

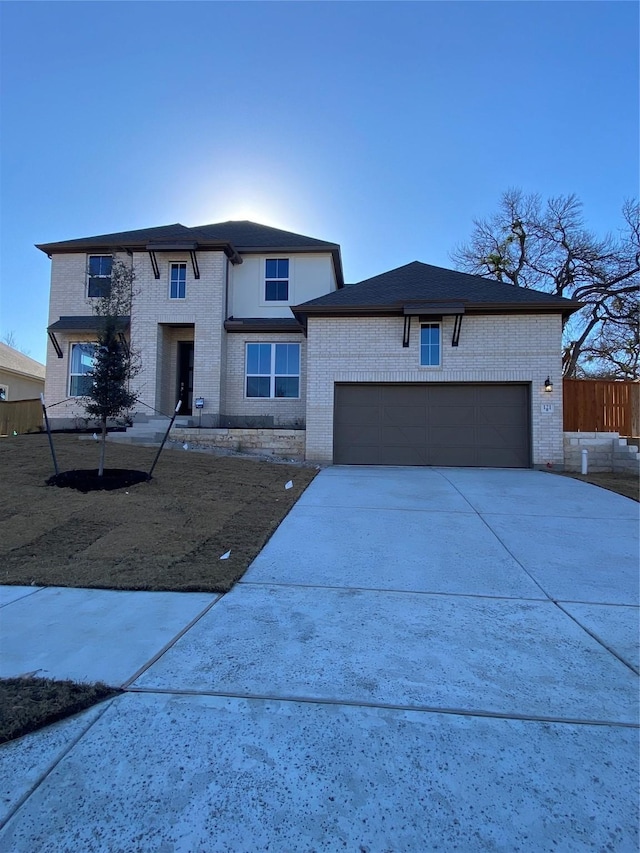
left=44, top=251, right=317, bottom=428
left=43, top=251, right=565, bottom=465
left=131, top=250, right=227, bottom=420
left=44, top=251, right=228, bottom=425
left=223, top=333, right=307, bottom=426
left=305, top=314, right=565, bottom=465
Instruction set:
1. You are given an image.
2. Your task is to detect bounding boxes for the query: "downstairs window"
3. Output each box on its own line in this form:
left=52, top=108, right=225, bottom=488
left=246, top=343, right=300, bottom=398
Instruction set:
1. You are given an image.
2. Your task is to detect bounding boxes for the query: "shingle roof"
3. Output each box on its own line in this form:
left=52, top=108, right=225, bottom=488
left=0, top=342, right=46, bottom=380
left=294, top=261, right=581, bottom=317
left=36, top=221, right=339, bottom=252
left=36, top=221, right=345, bottom=287
left=190, top=221, right=340, bottom=250
left=36, top=224, right=197, bottom=251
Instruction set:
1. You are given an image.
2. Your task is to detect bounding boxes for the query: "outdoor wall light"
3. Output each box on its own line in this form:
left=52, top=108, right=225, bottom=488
left=544, top=377, right=553, bottom=392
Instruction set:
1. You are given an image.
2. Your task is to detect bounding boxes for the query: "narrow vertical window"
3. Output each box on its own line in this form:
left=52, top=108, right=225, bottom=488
left=170, top=263, right=187, bottom=299
left=420, top=323, right=441, bottom=366
left=265, top=259, right=289, bottom=301
left=88, top=256, right=112, bottom=297
left=69, top=343, right=96, bottom=396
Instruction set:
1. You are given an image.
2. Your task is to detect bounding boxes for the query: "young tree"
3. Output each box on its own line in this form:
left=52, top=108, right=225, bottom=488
left=451, top=191, right=640, bottom=378
left=83, top=258, right=139, bottom=476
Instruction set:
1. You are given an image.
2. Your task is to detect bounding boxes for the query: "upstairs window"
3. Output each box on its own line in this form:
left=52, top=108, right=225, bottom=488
left=420, top=323, right=441, bottom=366
left=265, top=259, right=289, bottom=301
left=170, top=263, right=187, bottom=299
left=69, top=343, right=96, bottom=396
left=246, top=342, right=300, bottom=398
left=88, top=256, right=112, bottom=298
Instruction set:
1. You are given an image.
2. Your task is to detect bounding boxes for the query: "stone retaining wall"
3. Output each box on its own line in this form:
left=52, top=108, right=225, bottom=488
left=170, top=428, right=306, bottom=460
left=564, top=432, right=640, bottom=474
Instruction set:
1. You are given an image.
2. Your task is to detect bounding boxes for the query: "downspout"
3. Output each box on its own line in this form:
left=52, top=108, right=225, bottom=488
left=224, top=256, right=230, bottom=318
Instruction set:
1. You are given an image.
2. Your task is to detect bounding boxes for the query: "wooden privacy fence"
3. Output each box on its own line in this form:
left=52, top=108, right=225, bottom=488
left=563, top=380, right=640, bottom=436
left=0, top=399, right=43, bottom=436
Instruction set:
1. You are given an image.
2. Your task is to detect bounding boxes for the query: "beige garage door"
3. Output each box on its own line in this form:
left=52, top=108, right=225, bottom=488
left=333, top=383, right=531, bottom=467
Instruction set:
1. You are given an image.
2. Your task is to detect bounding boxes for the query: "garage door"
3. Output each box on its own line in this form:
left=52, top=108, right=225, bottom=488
left=333, top=383, right=530, bottom=467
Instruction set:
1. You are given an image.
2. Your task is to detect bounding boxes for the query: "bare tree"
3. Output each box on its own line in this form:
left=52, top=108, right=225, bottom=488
left=82, top=258, right=139, bottom=476
left=1, top=331, right=31, bottom=356
left=451, top=191, right=640, bottom=378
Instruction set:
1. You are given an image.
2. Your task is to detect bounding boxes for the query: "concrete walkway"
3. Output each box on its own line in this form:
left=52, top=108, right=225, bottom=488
left=0, top=467, right=638, bottom=851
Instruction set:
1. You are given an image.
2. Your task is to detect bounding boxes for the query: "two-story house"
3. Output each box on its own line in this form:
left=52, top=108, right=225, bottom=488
left=38, top=221, right=342, bottom=433
left=38, top=220, right=581, bottom=468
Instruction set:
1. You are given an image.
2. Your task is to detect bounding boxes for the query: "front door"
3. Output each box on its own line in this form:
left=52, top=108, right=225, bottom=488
left=177, top=342, right=194, bottom=415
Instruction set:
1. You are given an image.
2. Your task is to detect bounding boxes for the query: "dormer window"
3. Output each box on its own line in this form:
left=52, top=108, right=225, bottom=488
left=87, top=256, right=112, bottom=298
left=265, top=259, right=289, bottom=301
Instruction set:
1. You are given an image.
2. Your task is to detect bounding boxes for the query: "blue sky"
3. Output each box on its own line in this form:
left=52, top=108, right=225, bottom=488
left=1, top=0, right=637, bottom=365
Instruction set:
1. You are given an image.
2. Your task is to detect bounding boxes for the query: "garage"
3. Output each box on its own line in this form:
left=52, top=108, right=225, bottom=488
left=333, top=383, right=531, bottom=467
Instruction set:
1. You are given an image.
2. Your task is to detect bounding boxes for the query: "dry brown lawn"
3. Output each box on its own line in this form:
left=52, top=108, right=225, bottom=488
left=0, top=677, right=119, bottom=744
left=1, top=434, right=317, bottom=592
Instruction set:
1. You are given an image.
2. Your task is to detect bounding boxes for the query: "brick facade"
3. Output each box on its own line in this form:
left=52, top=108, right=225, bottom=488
left=44, top=249, right=320, bottom=430
left=223, top=332, right=307, bottom=427
left=41, top=232, right=568, bottom=467
left=304, top=314, right=564, bottom=466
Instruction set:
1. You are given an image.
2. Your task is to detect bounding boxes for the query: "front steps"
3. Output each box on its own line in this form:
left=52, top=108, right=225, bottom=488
left=108, top=415, right=195, bottom=445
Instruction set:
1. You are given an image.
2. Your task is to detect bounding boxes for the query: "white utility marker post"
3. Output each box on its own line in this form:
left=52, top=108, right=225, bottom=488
left=581, top=448, right=588, bottom=475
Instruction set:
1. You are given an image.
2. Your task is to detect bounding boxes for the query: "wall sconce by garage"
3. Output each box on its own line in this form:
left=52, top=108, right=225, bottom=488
left=544, top=377, right=553, bottom=393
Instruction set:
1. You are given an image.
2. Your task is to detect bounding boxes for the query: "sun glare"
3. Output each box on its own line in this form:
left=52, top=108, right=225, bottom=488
left=183, top=159, right=314, bottom=231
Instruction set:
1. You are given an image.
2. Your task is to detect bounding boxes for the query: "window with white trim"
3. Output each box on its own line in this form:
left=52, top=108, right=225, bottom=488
left=246, top=343, right=300, bottom=398
left=69, top=343, right=96, bottom=396
left=265, top=259, right=289, bottom=301
left=87, top=256, right=112, bottom=298
left=420, top=323, right=441, bottom=366
left=170, top=263, right=187, bottom=299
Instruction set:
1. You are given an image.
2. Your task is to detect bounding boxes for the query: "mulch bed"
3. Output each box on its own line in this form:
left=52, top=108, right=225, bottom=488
left=47, top=469, right=150, bottom=492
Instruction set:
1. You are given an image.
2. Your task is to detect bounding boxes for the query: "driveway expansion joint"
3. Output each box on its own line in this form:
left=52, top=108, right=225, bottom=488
left=554, top=601, right=640, bottom=675
left=120, top=595, right=222, bottom=689
left=0, top=696, right=117, bottom=833
left=122, top=687, right=640, bottom=729
left=237, top=578, right=551, bottom=602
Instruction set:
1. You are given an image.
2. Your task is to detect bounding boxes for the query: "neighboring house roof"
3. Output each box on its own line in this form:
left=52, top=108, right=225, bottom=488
left=0, top=342, right=46, bottom=381
left=35, top=221, right=344, bottom=287
left=293, top=261, right=582, bottom=320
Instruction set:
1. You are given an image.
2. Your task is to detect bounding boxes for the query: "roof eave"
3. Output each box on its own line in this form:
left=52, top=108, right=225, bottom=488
left=35, top=239, right=240, bottom=261
left=294, top=300, right=584, bottom=319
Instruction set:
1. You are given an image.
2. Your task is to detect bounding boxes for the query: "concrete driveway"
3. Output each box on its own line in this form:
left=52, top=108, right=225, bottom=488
left=1, top=467, right=638, bottom=851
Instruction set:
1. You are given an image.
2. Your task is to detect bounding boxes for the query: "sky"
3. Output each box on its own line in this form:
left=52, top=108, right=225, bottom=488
left=0, top=0, right=637, bottom=365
